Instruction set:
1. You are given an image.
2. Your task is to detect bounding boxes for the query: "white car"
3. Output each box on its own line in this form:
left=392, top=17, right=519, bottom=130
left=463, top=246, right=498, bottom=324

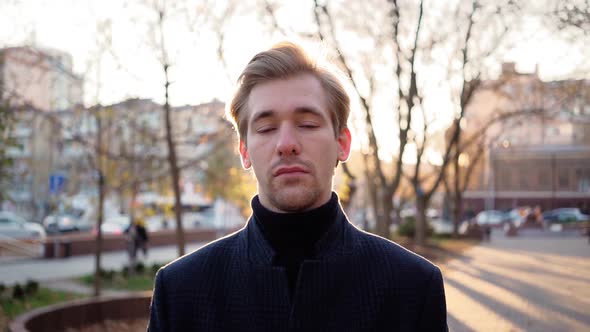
left=0, top=211, right=46, bottom=240
left=429, top=217, right=454, bottom=234
left=94, top=214, right=131, bottom=235
left=43, top=213, right=84, bottom=234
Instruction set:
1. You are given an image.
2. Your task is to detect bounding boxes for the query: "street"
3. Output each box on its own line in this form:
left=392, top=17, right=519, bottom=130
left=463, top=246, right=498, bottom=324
left=444, top=230, right=590, bottom=332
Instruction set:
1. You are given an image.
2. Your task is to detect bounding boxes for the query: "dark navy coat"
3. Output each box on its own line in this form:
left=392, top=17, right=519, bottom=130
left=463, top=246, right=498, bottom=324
left=148, top=208, right=447, bottom=331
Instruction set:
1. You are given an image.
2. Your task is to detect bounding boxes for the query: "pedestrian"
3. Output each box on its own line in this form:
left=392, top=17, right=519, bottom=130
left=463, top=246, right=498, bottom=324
left=484, top=224, right=492, bottom=241
left=148, top=41, right=447, bottom=331
left=126, top=212, right=149, bottom=262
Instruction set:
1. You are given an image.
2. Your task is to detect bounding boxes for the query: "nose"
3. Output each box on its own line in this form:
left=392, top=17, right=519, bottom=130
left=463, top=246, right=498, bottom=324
left=276, top=125, right=301, bottom=157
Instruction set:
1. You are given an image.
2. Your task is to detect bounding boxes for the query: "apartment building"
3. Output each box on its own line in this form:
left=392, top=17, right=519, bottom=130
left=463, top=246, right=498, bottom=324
left=462, top=63, right=590, bottom=213
left=0, top=46, right=83, bottom=219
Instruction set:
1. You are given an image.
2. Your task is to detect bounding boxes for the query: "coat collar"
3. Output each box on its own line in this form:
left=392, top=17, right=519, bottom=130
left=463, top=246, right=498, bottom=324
left=243, top=205, right=356, bottom=265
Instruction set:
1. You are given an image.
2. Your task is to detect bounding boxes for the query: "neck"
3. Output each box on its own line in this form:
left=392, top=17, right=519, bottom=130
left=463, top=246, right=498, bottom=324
left=258, top=191, right=333, bottom=213
left=251, top=192, right=339, bottom=256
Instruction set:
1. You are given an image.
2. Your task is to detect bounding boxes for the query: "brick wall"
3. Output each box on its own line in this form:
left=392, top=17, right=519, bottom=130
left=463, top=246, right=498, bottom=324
left=43, top=228, right=224, bottom=258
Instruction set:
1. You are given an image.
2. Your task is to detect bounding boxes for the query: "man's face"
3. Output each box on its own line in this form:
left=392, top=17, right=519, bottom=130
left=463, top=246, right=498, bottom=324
left=239, top=73, right=351, bottom=213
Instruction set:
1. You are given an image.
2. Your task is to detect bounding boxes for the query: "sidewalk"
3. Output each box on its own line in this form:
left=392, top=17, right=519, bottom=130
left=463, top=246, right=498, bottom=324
left=0, top=242, right=208, bottom=286
left=444, top=230, right=590, bottom=332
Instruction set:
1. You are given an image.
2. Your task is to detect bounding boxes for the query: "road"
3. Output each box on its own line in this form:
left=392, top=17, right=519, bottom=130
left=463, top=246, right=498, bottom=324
left=444, top=229, right=590, bottom=332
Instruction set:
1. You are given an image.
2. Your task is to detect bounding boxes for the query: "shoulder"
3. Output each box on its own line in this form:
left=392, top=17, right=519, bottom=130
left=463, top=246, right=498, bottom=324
left=348, top=225, right=441, bottom=279
left=158, top=228, right=245, bottom=282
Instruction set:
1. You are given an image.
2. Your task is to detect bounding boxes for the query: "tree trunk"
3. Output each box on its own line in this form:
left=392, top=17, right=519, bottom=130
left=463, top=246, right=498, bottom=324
left=374, top=187, right=388, bottom=238
left=93, top=114, right=105, bottom=297
left=93, top=171, right=105, bottom=296
left=414, top=195, right=427, bottom=246
left=163, top=65, right=185, bottom=257
left=379, top=186, right=395, bottom=239
left=452, top=148, right=461, bottom=237
left=453, top=191, right=463, bottom=237
left=361, top=154, right=380, bottom=235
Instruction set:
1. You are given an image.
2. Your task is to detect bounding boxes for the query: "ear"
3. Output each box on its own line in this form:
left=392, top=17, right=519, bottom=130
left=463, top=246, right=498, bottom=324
left=336, top=128, right=352, bottom=162
left=239, top=139, right=252, bottom=169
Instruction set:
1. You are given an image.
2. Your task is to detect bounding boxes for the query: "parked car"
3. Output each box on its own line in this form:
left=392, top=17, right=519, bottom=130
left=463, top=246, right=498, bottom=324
left=474, top=210, right=509, bottom=228
left=43, top=213, right=91, bottom=234
left=0, top=211, right=46, bottom=240
left=144, top=210, right=216, bottom=232
left=542, top=208, right=589, bottom=231
left=429, top=217, right=453, bottom=235
left=94, top=214, right=131, bottom=235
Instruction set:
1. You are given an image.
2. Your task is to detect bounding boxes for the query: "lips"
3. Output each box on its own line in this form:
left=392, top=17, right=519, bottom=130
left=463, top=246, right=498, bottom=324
left=273, top=165, right=308, bottom=176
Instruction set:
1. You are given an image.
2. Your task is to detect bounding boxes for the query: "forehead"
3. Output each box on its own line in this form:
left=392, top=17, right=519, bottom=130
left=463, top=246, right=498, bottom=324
left=246, top=74, right=329, bottom=123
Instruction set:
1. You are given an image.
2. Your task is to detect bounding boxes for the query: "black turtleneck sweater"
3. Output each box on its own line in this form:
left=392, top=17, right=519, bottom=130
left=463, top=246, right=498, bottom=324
left=252, top=192, right=339, bottom=298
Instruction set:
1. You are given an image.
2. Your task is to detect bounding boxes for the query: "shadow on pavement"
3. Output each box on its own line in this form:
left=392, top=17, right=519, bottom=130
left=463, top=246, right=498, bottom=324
left=486, top=231, right=588, bottom=258
left=462, top=264, right=590, bottom=327
left=444, top=278, right=563, bottom=332
left=447, top=312, right=475, bottom=332
left=494, top=260, right=590, bottom=285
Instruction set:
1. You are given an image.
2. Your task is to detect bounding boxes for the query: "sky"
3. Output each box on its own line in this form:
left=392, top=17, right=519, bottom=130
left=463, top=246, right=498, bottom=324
left=0, top=0, right=315, bottom=107
left=1, top=0, right=587, bottom=162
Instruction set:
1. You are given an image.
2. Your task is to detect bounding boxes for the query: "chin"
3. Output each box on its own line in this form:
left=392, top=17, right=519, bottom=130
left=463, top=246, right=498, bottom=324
left=269, top=186, right=321, bottom=212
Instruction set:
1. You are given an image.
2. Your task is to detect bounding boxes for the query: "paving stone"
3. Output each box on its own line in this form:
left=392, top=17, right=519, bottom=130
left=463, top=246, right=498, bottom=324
left=445, top=230, right=590, bottom=332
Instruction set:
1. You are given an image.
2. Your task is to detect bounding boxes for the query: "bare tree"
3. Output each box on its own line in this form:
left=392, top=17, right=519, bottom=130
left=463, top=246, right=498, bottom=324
left=92, top=106, right=107, bottom=296
left=306, top=0, right=424, bottom=238
left=259, top=0, right=532, bottom=245
left=548, top=0, right=590, bottom=37
left=154, top=3, right=187, bottom=256
left=130, top=0, right=227, bottom=257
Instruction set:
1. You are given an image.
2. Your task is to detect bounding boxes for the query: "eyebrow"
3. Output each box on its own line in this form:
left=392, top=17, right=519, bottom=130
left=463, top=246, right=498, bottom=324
left=250, top=107, right=324, bottom=125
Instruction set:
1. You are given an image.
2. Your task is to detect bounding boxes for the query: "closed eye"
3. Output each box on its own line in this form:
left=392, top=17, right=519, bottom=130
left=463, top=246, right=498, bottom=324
left=257, top=127, right=276, bottom=133
left=299, top=123, right=319, bottom=129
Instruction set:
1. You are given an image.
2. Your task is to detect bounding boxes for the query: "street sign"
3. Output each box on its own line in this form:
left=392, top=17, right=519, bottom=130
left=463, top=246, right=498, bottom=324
left=49, top=173, right=66, bottom=194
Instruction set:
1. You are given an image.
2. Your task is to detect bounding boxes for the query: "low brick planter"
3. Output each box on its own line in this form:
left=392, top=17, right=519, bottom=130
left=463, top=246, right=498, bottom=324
left=43, top=228, right=224, bottom=258
left=9, top=293, right=152, bottom=332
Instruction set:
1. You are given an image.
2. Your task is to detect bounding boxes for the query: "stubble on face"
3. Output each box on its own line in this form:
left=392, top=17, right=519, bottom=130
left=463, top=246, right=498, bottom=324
left=263, top=157, right=329, bottom=212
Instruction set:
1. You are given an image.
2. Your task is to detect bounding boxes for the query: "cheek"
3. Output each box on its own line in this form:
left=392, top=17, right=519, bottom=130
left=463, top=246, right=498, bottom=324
left=246, top=146, right=270, bottom=173
left=316, top=144, right=339, bottom=170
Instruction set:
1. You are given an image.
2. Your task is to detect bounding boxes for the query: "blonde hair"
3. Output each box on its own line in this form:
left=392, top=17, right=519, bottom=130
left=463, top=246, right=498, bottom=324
left=228, top=41, right=350, bottom=141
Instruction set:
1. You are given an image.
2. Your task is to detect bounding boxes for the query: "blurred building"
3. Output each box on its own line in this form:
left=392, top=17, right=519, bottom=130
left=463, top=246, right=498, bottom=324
left=0, top=46, right=83, bottom=110
left=462, top=63, right=590, bottom=213
left=57, top=98, right=227, bottom=214
left=0, top=46, right=83, bottom=220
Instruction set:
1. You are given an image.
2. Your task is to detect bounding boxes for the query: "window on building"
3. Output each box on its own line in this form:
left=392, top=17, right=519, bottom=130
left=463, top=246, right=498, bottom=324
left=538, top=170, right=549, bottom=189
left=519, top=170, right=529, bottom=190
left=558, top=169, right=570, bottom=190
left=546, top=127, right=559, bottom=137
left=580, top=168, right=590, bottom=193
left=501, top=169, right=512, bottom=190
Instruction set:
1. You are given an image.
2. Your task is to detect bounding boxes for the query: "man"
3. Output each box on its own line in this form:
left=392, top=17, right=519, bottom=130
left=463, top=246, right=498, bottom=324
left=148, top=42, right=447, bottom=331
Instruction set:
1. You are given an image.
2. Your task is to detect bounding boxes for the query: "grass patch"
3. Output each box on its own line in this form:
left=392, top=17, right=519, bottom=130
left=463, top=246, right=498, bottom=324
left=79, top=263, right=163, bottom=292
left=391, top=234, right=480, bottom=264
left=430, top=236, right=480, bottom=252
left=0, top=286, right=84, bottom=331
left=80, top=274, right=155, bottom=292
